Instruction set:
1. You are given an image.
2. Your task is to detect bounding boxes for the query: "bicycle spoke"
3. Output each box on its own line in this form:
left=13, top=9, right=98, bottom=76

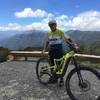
left=36, top=58, right=51, bottom=84
left=69, top=70, right=100, bottom=100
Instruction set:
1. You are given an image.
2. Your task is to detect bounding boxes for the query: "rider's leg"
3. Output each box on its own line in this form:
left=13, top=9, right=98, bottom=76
left=55, top=46, right=64, bottom=85
left=59, top=77, right=64, bottom=86
left=48, top=44, right=63, bottom=84
left=48, top=51, right=58, bottom=83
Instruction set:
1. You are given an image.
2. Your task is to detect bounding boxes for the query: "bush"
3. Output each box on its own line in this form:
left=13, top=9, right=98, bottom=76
left=24, top=47, right=43, bottom=51
left=0, top=47, right=9, bottom=62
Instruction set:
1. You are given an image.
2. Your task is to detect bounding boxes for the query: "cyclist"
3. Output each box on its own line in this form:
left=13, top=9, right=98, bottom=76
left=43, top=20, right=77, bottom=86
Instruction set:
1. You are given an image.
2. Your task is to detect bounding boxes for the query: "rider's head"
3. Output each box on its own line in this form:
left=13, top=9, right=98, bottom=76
left=48, top=20, right=57, bottom=32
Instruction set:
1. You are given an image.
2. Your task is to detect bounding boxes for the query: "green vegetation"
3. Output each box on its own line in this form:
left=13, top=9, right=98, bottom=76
left=23, top=47, right=43, bottom=51
left=78, top=41, right=100, bottom=55
left=0, top=47, right=10, bottom=62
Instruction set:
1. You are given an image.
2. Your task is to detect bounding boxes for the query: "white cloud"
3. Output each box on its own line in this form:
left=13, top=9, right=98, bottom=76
left=71, top=10, right=100, bottom=31
left=55, top=10, right=100, bottom=31
left=0, top=23, right=22, bottom=31
left=15, top=8, right=48, bottom=18
left=1, top=10, right=100, bottom=31
left=56, top=15, right=70, bottom=30
left=0, top=22, right=49, bottom=31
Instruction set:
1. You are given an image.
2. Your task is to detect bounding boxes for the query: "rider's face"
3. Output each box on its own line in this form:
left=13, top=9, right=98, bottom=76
left=49, top=24, right=57, bottom=32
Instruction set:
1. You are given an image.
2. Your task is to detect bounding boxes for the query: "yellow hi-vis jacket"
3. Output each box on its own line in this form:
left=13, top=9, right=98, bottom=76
left=48, top=29, right=64, bottom=45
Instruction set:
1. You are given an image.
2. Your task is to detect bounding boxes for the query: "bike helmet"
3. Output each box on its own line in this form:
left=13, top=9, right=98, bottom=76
left=48, top=20, right=57, bottom=26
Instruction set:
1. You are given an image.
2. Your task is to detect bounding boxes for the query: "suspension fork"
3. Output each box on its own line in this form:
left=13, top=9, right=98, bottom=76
left=72, top=57, right=84, bottom=84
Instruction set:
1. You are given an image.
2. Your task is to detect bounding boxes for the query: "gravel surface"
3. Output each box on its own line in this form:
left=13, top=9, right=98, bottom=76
left=0, top=60, right=70, bottom=100
left=0, top=59, right=100, bottom=100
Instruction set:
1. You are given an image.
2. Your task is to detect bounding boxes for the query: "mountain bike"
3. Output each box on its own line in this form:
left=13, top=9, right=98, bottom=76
left=36, top=46, right=100, bottom=100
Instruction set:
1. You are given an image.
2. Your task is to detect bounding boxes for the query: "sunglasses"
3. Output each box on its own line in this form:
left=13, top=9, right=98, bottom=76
left=49, top=23, right=56, bottom=27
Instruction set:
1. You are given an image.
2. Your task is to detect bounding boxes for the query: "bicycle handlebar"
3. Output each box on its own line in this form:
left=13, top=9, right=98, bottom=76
left=68, top=43, right=79, bottom=53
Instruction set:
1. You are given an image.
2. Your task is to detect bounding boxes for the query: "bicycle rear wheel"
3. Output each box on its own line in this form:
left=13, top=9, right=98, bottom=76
left=36, top=58, right=51, bottom=85
left=66, top=66, right=100, bottom=100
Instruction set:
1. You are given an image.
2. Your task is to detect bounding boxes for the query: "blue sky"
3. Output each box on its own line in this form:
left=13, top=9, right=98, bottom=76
left=0, top=0, right=100, bottom=31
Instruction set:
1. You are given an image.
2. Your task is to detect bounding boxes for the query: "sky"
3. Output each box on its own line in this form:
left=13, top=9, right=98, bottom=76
left=0, top=0, right=100, bottom=31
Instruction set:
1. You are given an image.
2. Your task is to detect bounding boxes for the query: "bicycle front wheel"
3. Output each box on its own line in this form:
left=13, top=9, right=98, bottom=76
left=36, top=58, right=51, bottom=85
left=66, top=66, right=100, bottom=100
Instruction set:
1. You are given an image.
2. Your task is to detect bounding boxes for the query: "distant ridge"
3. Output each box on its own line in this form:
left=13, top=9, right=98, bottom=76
left=66, top=30, right=100, bottom=44
left=0, top=30, right=100, bottom=55
left=0, top=30, right=47, bottom=50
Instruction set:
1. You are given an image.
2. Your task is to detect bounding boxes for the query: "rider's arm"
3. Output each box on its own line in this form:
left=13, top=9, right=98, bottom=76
left=63, top=33, right=78, bottom=49
left=43, top=40, right=49, bottom=52
left=43, top=33, right=49, bottom=52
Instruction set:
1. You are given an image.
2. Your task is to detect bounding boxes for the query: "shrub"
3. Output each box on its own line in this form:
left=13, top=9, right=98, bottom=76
left=0, top=47, right=9, bottom=62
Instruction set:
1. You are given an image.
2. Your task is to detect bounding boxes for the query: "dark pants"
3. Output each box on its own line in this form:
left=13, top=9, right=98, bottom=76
left=49, top=44, right=63, bottom=66
left=49, top=44, right=63, bottom=80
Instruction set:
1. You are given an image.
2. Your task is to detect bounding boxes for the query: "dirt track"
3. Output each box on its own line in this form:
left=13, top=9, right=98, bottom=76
left=0, top=59, right=100, bottom=100
left=0, top=60, right=71, bottom=100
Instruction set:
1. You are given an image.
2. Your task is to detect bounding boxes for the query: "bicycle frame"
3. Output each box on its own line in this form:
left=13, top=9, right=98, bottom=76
left=52, top=51, right=75, bottom=76
left=51, top=50, right=84, bottom=85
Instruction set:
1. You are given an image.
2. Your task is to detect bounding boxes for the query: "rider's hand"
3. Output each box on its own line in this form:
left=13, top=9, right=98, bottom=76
left=68, top=43, right=79, bottom=53
left=70, top=43, right=78, bottom=49
left=74, top=43, right=79, bottom=50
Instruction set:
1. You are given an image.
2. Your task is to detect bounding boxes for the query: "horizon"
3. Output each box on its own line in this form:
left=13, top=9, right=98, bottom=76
left=0, top=30, right=100, bottom=54
left=1, top=29, right=100, bottom=34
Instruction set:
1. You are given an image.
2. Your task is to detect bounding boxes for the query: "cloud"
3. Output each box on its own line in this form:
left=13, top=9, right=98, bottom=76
left=15, top=8, right=48, bottom=18
left=0, top=22, right=49, bottom=31
left=71, top=10, right=100, bottom=31
left=55, top=10, right=100, bottom=31
left=1, top=10, right=100, bottom=31
left=0, top=23, right=25, bottom=31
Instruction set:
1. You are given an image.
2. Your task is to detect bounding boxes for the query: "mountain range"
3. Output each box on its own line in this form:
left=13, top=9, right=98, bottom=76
left=0, top=30, right=47, bottom=50
left=0, top=30, right=100, bottom=54
left=0, top=31, right=24, bottom=41
left=66, top=30, right=100, bottom=45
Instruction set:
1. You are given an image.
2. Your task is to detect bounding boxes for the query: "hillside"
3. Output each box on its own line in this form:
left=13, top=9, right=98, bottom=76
left=0, top=31, right=23, bottom=41
left=0, top=30, right=47, bottom=50
left=0, top=30, right=100, bottom=55
left=66, top=30, right=100, bottom=55
left=66, top=30, right=100, bottom=43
